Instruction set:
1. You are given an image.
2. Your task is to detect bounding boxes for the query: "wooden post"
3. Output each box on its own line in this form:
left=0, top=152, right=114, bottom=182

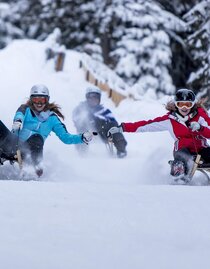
left=55, top=52, right=65, bottom=72
left=109, top=89, right=112, bottom=98
left=86, top=70, right=90, bottom=81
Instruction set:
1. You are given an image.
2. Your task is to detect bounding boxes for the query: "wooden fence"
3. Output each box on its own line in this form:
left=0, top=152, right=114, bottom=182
left=46, top=48, right=66, bottom=72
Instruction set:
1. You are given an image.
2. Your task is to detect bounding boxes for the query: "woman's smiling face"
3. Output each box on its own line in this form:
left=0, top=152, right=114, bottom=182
left=33, top=102, right=46, bottom=112
left=178, top=106, right=191, bottom=116
left=31, top=96, right=48, bottom=112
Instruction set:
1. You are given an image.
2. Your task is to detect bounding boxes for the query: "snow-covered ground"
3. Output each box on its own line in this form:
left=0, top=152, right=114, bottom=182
left=0, top=39, right=210, bottom=269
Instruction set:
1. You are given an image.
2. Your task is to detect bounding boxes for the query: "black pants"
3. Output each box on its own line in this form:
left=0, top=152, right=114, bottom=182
left=94, top=119, right=127, bottom=153
left=174, top=147, right=210, bottom=163
left=198, top=147, right=210, bottom=163
left=75, top=118, right=127, bottom=154
left=0, top=120, right=18, bottom=159
left=0, top=120, right=44, bottom=166
left=21, top=134, right=44, bottom=166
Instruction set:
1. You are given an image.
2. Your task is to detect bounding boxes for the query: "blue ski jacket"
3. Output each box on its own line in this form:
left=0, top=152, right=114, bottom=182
left=73, top=101, right=117, bottom=123
left=13, top=104, right=83, bottom=144
left=72, top=101, right=118, bottom=132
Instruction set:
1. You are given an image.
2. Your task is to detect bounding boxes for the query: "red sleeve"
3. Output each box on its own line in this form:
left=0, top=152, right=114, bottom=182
left=122, top=114, right=169, bottom=132
left=198, top=107, right=210, bottom=125
left=197, top=126, right=210, bottom=138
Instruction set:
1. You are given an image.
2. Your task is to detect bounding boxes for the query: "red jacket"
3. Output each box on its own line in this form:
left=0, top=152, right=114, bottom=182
left=122, top=107, right=210, bottom=153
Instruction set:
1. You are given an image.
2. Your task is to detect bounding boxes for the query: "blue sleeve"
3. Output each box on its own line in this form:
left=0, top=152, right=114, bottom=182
left=94, top=107, right=118, bottom=123
left=13, top=105, right=27, bottom=122
left=52, top=116, right=83, bottom=144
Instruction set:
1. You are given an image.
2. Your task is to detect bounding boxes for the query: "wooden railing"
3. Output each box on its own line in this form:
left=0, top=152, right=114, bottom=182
left=46, top=48, right=65, bottom=72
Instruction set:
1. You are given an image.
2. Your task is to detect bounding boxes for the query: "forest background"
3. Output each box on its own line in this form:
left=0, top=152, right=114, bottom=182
left=0, top=0, right=210, bottom=101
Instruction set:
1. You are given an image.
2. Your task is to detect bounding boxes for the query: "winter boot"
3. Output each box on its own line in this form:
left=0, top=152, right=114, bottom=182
left=117, top=150, right=127, bottom=158
left=114, top=138, right=127, bottom=159
left=35, top=165, right=43, bottom=177
left=169, top=160, right=186, bottom=177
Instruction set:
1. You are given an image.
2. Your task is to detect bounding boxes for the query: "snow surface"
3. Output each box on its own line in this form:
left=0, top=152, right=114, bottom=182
left=0, top=39, right=210, bottom=269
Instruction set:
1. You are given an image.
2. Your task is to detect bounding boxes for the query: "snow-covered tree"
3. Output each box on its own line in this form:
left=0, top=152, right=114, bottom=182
left=155, top=0, right=201, bottom=89
left=65, top=0, right=96, bottom=50
left=0, top=2, right=23, bottom=49
left=92, top=0, right=186, bottom=96
left=9, top=0, right=96, bottom=50
left=184, top=0, right=210, bottom=94
left=9, top=0, right=44, bottom=39
left=3, top=0, right=208, bottom=99
left=157, top=0, right=199, bottom=15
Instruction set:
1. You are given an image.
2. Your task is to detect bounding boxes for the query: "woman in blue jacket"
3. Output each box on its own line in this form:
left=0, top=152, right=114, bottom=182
left=0, top=84, right=92, bottom=177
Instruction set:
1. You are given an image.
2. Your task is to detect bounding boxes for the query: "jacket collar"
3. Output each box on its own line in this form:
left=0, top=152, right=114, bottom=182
left=169, top=110, right=197, bottom=126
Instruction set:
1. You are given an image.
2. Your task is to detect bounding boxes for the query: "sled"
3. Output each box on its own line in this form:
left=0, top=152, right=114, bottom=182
left=169, top=155, right=210, bottom=185
left=189, top=154, right=210, bottom=183
left=0, top=150, right=23, bottom=169
left=0, top=151, right=42, bottom=180
left=105, top=135, right=127, bottom=158
left=105, top=136, right=115, bottom=156
left=15, top=149, right=23, bottom=169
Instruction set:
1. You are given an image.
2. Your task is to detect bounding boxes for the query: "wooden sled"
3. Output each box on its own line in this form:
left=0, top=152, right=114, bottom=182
left=0, top=150, right=23, bottom=170
left=105, top=136, right=115, bottom=156
left=15, top=149, right=23, bottom=169
left=189, top=154, right=210, bottom=184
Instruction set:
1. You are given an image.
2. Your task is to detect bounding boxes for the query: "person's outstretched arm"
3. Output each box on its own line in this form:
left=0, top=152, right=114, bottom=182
left=107, top=114, right=170, bottom=136
left=52, top=115, right=93, bottom=144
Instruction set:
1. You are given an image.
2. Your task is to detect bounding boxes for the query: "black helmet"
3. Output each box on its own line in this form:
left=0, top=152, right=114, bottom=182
left=175, top=89, right=195, bottom=102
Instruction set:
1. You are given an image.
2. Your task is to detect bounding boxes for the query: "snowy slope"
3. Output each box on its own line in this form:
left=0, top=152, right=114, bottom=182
left=0, top=39, right=210, bottom=269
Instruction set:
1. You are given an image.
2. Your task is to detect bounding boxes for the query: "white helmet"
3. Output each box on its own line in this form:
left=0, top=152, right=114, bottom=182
left=30, top=84, right=50, bottom=98
left=85, top=86, right=101, bottom=98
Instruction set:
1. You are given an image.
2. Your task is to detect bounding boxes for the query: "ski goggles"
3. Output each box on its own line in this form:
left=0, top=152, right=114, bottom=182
left=175, top=101, right=195, bottom=109
left=86, top=93, right=101, bottom=99
left=31, top=96, right=48, bottom=105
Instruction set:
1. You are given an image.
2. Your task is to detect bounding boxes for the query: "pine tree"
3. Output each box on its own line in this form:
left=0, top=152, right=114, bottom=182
left=156, top=0, right=200, bottom=89
left=184, top=0, right=210, bottom=94
left=9, top=0, right=44, bottom=39
left=93, top=0, right=186, bottom=96
left=0, top=2, right=23, bottom=49
left=4, top=0, right=208, bottom=99
left=157, top=0, right=198, bottom=15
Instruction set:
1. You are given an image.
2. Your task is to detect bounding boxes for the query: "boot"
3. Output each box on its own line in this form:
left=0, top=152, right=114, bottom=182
left=34, top=165, right=43, bottom=177
left=170, top=160, right=186, bottom=177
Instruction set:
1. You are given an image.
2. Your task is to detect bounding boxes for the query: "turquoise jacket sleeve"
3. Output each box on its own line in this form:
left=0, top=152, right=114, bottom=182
left=51, top=116, right=83, bottom=144
left=13, top=105, right=27, bottom=122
